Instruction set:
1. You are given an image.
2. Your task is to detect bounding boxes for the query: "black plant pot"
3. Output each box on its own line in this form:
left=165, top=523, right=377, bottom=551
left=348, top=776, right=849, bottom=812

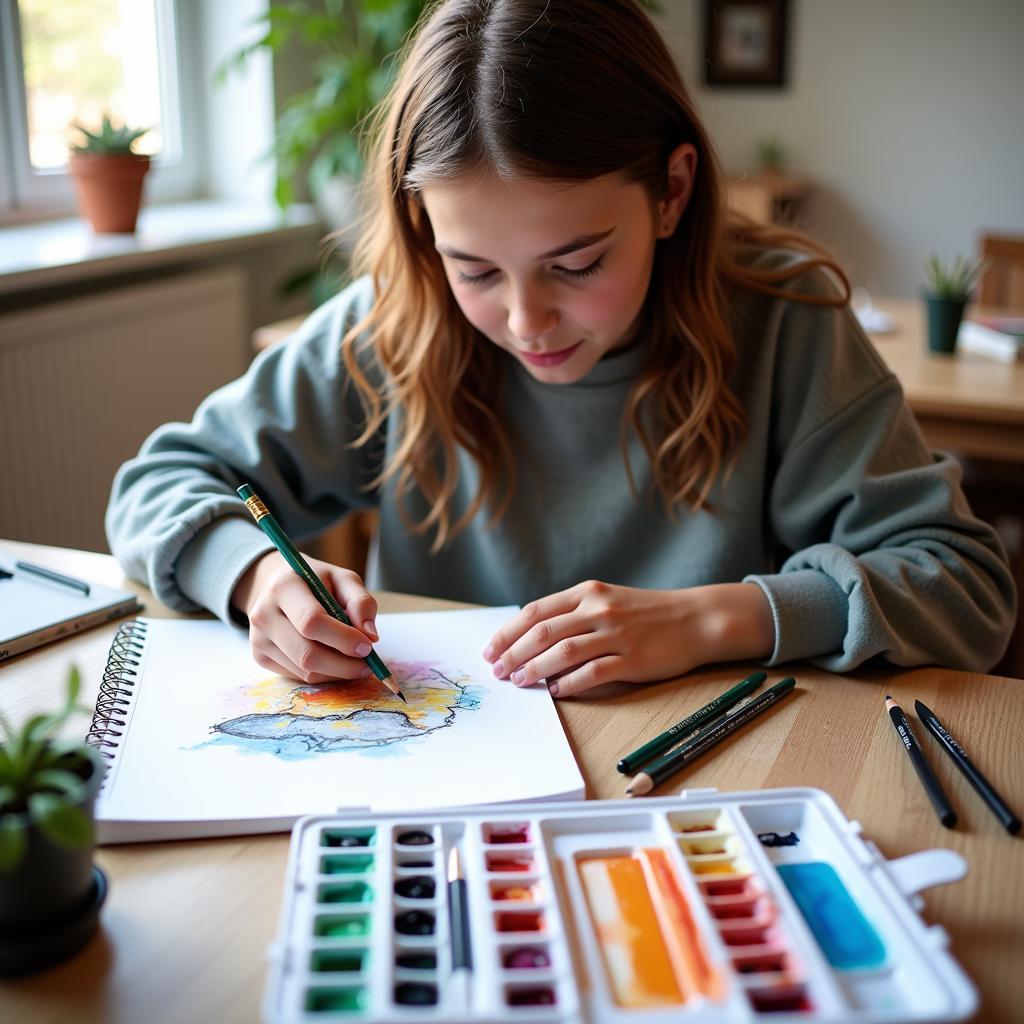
left=0, top=745, right=108, bottom=975
left=924, top=294, right=967, bottom=354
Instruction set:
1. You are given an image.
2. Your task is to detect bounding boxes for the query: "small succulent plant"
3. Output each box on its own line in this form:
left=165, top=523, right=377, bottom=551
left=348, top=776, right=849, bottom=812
left=923, top=253, right=988, bottom=301
left=0, top=666, right=98, bottom=871
left=70, top=114, right=149, bottom=155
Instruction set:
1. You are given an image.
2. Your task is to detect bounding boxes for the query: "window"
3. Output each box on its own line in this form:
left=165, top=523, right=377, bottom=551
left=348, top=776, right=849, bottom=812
left=0, top=0, right=201, bottom=219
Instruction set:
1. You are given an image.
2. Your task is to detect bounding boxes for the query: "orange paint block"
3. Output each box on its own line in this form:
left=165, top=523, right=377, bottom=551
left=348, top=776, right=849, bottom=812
left=578, top=856, right=685, bottom=1009
left=639, top=848, right=727, bottom=1004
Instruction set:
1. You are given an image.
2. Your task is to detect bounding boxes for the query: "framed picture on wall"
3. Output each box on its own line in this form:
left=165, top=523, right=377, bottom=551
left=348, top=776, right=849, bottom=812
left=703, top=0, right=789, bottom=88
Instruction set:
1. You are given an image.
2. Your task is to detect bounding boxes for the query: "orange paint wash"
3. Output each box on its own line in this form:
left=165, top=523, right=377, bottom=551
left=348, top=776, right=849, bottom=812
left=578, top=856, right=685, bottom=1008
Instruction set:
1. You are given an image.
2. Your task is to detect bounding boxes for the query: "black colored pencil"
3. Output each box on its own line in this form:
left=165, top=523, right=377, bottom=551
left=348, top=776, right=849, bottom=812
left=915, top=700, right=1020, bottom=835
left=885, top=696, right=956, bottom=829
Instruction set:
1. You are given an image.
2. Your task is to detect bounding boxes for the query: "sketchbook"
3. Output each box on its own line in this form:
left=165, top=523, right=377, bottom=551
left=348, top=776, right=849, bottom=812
left=86, top=609, right=585, bottom=843
left=0, top=551, right=142, bottom=663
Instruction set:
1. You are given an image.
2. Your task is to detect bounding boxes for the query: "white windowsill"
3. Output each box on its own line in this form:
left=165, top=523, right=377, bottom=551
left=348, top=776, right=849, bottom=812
left=0, top=199, right=323, bottom=296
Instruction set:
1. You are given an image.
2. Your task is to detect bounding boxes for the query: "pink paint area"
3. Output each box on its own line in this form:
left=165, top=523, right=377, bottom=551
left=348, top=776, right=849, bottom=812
left=698, top=876, right=757, bottom=898
left=518, top=340, right=582, bottom=367
left=503, top=946, right=552, bottom=970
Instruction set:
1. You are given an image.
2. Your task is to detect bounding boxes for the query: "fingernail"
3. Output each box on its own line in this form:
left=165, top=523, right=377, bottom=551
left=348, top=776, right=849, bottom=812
left=355, top=642, right=372, bottom=657
left=363, top=620, right=378, bottom=640
left=493, top=661, right=507, bottom=679
left=360, top=666, right=371, bottom=678
left=483, top=644, right=495, bottom=661
left=510, top=668, right=526, bottom=685
left=547, top=681, right=560, bottom=697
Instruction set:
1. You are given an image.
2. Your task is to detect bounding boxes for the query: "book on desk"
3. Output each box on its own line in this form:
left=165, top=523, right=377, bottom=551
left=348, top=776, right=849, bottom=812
left=957, top=316, right=1024, bottom=361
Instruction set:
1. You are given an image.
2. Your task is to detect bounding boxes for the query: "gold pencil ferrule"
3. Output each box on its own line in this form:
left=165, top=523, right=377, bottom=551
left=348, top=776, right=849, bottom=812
left=244, top=495, right=270, bottom=522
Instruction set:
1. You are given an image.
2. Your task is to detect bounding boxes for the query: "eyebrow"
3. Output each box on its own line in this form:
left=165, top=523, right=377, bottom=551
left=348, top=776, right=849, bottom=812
left=435, top=228, right=615, bottom=263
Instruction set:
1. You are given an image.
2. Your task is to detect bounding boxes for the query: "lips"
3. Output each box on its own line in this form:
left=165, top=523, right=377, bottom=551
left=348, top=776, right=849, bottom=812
left=518, top=340, right=583, bottom=368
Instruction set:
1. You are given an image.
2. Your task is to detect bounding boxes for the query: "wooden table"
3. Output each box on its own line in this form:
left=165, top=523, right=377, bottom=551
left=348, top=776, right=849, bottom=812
left=869, top=300, right=1024, bottom=463
left=3, top=540, right=1022, bottom=1023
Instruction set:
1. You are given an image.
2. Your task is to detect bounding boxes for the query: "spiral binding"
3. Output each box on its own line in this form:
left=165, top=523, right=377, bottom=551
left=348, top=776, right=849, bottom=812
left=86, top=619, right=148, bottom=764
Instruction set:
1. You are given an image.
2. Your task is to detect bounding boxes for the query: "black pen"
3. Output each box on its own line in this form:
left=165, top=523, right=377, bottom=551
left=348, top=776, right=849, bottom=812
left=16, top=560, right=91, bottom=595
left=915, top=700, right=1020, bottom=835
left=885, top=696, right=956, bottom=829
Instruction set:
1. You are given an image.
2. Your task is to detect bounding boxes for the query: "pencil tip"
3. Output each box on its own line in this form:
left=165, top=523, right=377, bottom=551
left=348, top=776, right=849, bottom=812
left=884, top=694, right=892, bottom=700
left=397, top=691, right=407, bottom=703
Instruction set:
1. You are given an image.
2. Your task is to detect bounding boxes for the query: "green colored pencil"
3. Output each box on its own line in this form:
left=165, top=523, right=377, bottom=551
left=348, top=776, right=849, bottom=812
left=616, top=671, right=766, bottom=774
left=626, top=677, right=797, bottom=796
left=237, top=484, right=402, bottom=700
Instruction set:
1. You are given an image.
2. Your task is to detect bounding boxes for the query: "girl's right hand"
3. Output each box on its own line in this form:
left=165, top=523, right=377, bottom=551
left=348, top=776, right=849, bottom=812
left=230, top=551, right=380, bottom=685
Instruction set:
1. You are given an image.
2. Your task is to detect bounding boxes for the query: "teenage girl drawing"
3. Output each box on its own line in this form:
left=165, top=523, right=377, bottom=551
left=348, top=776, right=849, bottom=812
left=107, top=0, right=1015, bottom=697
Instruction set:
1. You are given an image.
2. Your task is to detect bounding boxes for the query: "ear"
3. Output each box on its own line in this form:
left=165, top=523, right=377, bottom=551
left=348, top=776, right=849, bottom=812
left=656, top=143, right=698, bottom=238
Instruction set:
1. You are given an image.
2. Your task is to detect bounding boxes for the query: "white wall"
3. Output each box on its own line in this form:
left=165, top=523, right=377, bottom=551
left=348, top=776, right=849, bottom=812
left=658, top=0, right=1024, bottom=298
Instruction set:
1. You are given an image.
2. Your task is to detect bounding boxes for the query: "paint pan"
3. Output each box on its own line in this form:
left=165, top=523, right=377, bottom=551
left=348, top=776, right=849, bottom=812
left=578, top=854, right=687, bottom=1009
left=777, top=862, right=887, bottom=970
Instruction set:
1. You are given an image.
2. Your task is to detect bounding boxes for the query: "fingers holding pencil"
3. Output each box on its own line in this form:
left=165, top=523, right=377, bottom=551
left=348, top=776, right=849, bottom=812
left=245, top=554, right=381, bottom=684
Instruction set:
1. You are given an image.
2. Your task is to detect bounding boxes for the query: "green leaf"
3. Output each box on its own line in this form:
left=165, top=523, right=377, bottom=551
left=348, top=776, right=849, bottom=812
left=0, top=744, right=14, bottom=781
left=32, top=769, right=87, bottom=797
left=0, top=784, right=17, bottom=808
left=0, top=817, right=27, bottom=872
left=29, top=793, right=94, bottom=850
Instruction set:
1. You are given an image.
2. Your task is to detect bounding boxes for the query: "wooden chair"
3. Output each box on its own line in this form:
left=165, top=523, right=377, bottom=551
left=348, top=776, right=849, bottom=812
left=978, top=233, right=1024, bottom=307
left=959, top=233, right=1024, bottom=676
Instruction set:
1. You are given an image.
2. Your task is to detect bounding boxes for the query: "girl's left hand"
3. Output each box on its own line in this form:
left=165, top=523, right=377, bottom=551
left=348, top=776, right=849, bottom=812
left=483, top=580, right=775, bottom=697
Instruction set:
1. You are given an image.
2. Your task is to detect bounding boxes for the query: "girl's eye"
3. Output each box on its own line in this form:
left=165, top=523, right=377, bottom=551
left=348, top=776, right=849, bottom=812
left=555, top=255, right=605, bottom=280
left=457, top=267, right=498, bottom=285
left=455, top=254, right=605, bottom=286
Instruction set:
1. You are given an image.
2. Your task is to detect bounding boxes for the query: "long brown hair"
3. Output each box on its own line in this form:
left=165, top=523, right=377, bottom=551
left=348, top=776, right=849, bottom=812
left=341, top=0, right=848, bottom=551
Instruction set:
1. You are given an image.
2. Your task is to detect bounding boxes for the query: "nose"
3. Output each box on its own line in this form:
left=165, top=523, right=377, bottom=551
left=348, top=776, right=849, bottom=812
left=507, top=286, right=558, bottom=345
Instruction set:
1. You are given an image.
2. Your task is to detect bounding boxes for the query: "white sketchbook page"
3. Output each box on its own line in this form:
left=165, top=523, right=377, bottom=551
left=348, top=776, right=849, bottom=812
left=97, top=608, right=584, bottom=836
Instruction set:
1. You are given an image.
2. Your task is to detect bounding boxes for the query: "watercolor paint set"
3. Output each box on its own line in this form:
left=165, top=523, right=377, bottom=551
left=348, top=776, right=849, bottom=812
left=263, top=787, right=976, bottom=1023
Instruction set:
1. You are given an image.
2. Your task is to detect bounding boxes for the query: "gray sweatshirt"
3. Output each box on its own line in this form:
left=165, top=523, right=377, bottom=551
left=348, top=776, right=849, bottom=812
left=106, top=255, right=1015, bottom=673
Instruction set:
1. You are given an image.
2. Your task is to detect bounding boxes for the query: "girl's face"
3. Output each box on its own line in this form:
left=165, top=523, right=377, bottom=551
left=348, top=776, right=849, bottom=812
left=422, top=163, right=690, bottom=384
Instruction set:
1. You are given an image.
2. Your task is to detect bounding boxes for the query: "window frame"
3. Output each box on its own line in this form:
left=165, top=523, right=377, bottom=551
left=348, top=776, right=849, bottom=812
left=0, top=0, right=204, bottom=220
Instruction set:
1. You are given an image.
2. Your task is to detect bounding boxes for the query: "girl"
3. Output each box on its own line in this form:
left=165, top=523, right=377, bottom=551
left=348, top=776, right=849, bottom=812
left=107, top=0, right=1014, bottom=696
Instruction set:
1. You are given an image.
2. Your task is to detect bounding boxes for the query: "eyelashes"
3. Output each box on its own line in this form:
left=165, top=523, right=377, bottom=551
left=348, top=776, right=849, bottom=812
left=456, top=255, right=606, bottom=287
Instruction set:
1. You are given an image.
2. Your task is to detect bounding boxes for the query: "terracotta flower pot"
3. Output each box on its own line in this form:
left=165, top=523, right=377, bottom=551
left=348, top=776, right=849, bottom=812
left=69, top=152, right=151, bottom=233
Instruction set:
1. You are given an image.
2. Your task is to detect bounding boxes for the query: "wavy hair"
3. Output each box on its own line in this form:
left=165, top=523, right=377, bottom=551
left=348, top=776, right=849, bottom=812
left=341, top=0, right=849, bottom=551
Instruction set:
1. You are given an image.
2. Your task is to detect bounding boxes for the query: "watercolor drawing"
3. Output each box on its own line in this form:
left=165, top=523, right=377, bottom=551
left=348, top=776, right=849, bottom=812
left=195, top=661, right=481, bottom=760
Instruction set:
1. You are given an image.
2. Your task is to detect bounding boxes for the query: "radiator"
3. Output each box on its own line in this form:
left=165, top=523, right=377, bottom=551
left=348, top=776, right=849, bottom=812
left=0, top=266, right=248, bottom=551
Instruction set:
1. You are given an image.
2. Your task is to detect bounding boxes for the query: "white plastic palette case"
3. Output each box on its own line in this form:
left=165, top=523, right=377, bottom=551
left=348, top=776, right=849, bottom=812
left=263, top=786, right=977, bottom=1023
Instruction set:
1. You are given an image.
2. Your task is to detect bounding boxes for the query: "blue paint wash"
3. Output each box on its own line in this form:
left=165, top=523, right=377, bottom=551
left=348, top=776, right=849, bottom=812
left=777, top=862, right=886, bottom=970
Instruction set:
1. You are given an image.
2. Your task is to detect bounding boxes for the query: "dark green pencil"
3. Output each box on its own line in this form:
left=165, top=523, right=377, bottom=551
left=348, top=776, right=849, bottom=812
left=237, top=484, right=402, bottom=700
left=616, top=671, right=766, bottom=774
left=626, top=677, right=796, bottom=796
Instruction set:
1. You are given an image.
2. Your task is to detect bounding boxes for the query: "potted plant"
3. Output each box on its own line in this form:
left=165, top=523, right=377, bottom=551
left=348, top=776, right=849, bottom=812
left=219, top=0, right=429, bottom=224
left=922, top=253, right=987, bottom=354
left=69, top=115, right=151, bottom=233
left=0, top=666, right=107, bottom=976
left=755, top=135, right=787, bottom=175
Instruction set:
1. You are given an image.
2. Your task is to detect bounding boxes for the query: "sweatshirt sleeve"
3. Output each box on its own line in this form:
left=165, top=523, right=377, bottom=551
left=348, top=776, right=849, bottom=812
left=741, top=273, right=1016, bottom=673
left=105, top=276, right=385, bottom=623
